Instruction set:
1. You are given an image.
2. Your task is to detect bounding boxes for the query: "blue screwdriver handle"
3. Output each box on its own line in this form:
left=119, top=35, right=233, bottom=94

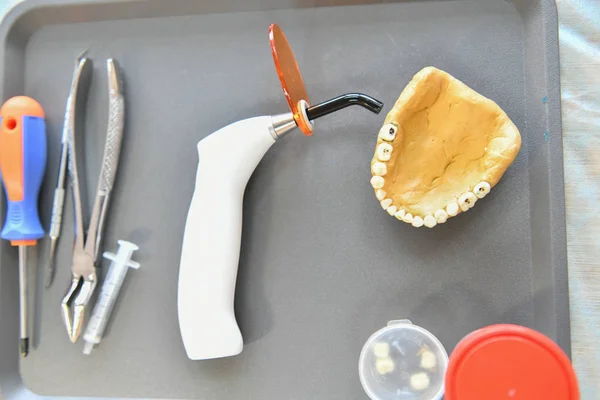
left=0, top=96, right=47, bottom=246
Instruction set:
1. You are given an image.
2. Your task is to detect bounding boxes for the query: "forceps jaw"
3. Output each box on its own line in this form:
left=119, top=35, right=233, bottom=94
left=61, top=276, right=97, bottom=343
left=61, top=278, right=80, bottom=339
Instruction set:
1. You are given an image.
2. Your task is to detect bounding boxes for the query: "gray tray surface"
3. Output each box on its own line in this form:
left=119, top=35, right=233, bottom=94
left=0, top=0, right=567, bottom=399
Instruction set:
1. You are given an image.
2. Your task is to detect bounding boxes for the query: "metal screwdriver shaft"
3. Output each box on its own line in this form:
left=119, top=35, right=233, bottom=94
left=18, top=246, right=28, bottom=356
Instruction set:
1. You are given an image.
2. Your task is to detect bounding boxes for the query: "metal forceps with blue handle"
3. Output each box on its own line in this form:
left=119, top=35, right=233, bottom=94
left=60, top=54, right=125, bottom=343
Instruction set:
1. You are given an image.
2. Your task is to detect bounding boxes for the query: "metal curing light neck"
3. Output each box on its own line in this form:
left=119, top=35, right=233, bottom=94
left=270, top=93, right=384, bottom=139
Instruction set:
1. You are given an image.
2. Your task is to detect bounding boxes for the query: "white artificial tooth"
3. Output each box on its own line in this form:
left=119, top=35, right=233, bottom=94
left=410, top=372, right=430, bottom=391
left=420, top=350, right=437, bottom=370
left=375, top=189, right=387, bottom=201
left=378, top=123, right=398, bottom=142
left=458, top=192, right=477, bottom=211
left=474, top=181, right=491, bottom=199
left=403, top=213, right=414, bottom=224
left=381, top=199, right=393, bottom=210
left=446, top=202, right=459, bottom=216
left=375, top=357, right=395, bottom=375
left=373, top=342, right=390, bottom=358
left=370, top=176, right=385, bottom=189
left=434, top=209, right=448, bottom=223
left=412, top=216, right=424, bottom=228
left=372, top=162, right=387, bottom=176
left=387, top=205, right=398, bottom=216
left=423, top=215, right=437, bottom=228
left=376, top=142, right=393, bottom=161
left=395, top=209, right=406, bottom=220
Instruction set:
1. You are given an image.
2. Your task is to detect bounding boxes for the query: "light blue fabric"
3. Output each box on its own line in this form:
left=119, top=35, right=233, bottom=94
left=558, top=0, right=600, bottom=398
left=0, top=0, right=597, bottom=397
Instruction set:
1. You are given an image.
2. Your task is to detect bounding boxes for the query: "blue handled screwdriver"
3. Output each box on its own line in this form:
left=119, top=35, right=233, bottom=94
left=0, top=96, right=47, bottom=357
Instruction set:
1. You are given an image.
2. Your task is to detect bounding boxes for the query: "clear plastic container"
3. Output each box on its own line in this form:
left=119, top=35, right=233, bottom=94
left=358, top=320, right=449, bottom=400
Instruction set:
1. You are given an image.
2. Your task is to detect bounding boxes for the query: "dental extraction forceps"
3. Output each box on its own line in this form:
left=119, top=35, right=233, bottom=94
left=61, top=56, right=125, bottom=343
left=46, top=52, right=91, bottom=287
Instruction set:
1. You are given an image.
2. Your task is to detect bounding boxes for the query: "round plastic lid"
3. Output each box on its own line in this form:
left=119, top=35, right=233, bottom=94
left=359, top=320, right=449, bottom=400
left=445, top=324, right=579, bottom=400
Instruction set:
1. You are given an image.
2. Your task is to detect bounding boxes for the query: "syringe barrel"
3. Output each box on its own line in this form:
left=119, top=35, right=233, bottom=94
left=84, top=265, right=130, bottom=339
left=83, top=240, right=140, bottom=349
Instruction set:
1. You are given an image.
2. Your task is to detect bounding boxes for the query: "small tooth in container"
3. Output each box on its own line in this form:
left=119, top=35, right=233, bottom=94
left=373, top=342, right=390, bottom=358
left=375, top=357, right=395, bottom=375
left=410, top=372, right=430, bottom=391
left=420, top=350, right=437, bottom=370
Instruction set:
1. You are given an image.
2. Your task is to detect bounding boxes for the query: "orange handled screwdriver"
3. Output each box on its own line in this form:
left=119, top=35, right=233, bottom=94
left=0, top=96, right=47, bottom=357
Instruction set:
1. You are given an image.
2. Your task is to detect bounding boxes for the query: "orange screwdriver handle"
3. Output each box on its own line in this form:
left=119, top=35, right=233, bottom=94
left=0, top=96, right=47, bottom=246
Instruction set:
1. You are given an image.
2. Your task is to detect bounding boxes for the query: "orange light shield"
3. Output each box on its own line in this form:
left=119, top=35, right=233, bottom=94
left=268, top=24, right=313, bottom=136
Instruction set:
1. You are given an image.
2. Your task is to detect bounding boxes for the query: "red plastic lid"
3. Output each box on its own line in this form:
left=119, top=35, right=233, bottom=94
left=445, top=324, right=579, bottom=400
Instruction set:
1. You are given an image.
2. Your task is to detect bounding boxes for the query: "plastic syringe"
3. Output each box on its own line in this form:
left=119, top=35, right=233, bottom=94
left=83, top=240, right=140, bottom=355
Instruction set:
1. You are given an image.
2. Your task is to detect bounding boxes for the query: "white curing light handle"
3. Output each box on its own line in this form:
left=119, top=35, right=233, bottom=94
left=178, top=116, right=277, bottom=360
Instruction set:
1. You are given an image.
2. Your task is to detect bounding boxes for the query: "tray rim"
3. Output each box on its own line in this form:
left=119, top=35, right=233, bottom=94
left=0, top=0, right=568, bottom=399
